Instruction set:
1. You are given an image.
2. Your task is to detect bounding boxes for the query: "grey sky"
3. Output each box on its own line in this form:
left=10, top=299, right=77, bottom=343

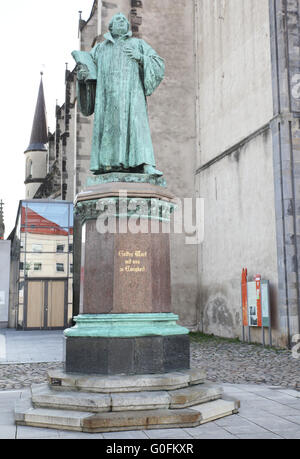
left=0, top=0, right=94, bottom=236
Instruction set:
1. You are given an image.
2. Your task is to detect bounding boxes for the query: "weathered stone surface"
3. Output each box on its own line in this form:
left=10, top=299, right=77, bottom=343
left=191, top=399, right=239, bottom=424
left=82, top=408, right=201, bottom=433
left=111, top=391, right=170, bottom=412
left=25, top=378, right=223, bottom=413
left=31, top=384, right=111, bottom=413
left=17, top=406, right=93, bottom=431
left=15, top=370, right=240, bottom=433
left=169, top=383, right=223, bottom=409
left=48, top=369, right=202, bottom=393
left=186, top=368, right=207, bottom=385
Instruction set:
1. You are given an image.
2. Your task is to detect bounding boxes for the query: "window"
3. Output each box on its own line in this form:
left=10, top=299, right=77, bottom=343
left=20, top=262, right=30, bottom=271
left=56, top=263, right=64, bottom=272
left=57, top=244, right=65, bottom=253
left=26, top=158, right=32, bottom=179
left=32, top=244, right=42, bottom=253
left=69, top=243, right=73, bottom=253
left=34, top=263, right=42, bottom=271
left=70, top=264, right=73, bottom=274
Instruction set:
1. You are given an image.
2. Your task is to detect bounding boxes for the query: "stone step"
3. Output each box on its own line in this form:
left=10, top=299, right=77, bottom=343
left=48, top=368, right=206, bottom=393
left=15, top=397, right=238, bottom=433
left=170, top=383, right=223, bottom=409
left=31, top=384, right=111, bottom=413
left=30, top=382, right=223, bottom=413
left=193, top=399, right=240, bottom=425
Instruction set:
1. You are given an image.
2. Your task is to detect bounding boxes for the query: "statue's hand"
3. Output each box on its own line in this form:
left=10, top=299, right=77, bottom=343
left=77, top=64, right=89, bottom=81
left=124, top=45, right=142, bottom=63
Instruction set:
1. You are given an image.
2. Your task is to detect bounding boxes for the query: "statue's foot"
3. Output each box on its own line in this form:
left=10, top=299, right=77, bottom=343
left=143, top=165, right=163, bottom=176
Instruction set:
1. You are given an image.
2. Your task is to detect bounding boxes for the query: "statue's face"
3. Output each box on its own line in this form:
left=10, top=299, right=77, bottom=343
left=111, top=14, right=128, bottom=36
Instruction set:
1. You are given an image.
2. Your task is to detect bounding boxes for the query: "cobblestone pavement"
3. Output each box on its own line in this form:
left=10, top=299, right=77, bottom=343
left=191, top=336, right=300, bottom=390
left=0, top=335, right=299, bottom=391
left=0, top=363, right=63, bottom=391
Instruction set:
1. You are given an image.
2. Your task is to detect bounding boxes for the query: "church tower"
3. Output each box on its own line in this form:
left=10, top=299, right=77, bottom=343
left=24, top=74, right=48, bottom=199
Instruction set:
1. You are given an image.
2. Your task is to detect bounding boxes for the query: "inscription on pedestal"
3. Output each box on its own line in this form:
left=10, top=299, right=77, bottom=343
left=119, top=250, right=147, bottom=273
left=114, top=236, right=152, bottom=313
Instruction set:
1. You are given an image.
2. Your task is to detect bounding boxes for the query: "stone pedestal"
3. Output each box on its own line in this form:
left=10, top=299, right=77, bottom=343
left=65, top=174, right=190, bottom=375
left=14, top=174, right=240, bottom=432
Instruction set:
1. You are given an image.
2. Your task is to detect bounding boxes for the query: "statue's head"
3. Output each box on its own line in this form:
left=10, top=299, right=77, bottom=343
left=109, top=13, right=130, bottom=36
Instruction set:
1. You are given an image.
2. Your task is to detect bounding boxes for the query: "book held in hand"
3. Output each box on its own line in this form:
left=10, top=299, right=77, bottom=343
left=72, top=51, right=97, bottom=81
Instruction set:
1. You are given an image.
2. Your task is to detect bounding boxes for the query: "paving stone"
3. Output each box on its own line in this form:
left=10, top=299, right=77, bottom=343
left=279, top=431, right=300, bottom=439
left=184, top=422, right=238, bottom=438
left=242, top=414, right=300, bottom=432
left=0, top=426, right=16, bottom=439
left=16, top=425, right=61, bottom=439
left=236, top=433, right=282, bottom=439
left=145, top=429, right=194, bottom=439
left=188, top=432, right=238, bottom=439
left=281, top=415, right=300, bottom=425
left=223, top=424, right=270, bottom=435
left=102, top=430, right=149, bottom=439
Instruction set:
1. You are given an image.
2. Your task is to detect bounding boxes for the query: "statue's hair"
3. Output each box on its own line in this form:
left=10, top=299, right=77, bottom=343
left=108, top=13, right=130, bottom=33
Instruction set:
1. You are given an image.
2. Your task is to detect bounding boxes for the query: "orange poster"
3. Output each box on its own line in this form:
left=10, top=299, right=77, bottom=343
left=255, top=275, right=262, bottom=328
left=241, top=268, right=248, bottom=326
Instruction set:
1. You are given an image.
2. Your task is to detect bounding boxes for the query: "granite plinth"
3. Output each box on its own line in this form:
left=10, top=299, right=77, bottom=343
left=79, top=222, right=173, bottom=314
left=64, top=334, right=190, bottom=375
left=75, top=181, right=177, bottom=315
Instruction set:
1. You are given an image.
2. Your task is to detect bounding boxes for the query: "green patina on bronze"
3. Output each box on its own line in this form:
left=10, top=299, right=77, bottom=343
left=72, top=13, right=165, bottom=177
left=75, top=197, right=176, bottom=224
left=86, top=172, right=167, bottom=188
left=64, top=313, right=189, bottom=338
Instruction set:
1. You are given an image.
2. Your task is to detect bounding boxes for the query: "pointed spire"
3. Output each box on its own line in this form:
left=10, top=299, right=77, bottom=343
left=0, top=200, right=5, bottom=240
left=25, top=73, right=48, bottom=153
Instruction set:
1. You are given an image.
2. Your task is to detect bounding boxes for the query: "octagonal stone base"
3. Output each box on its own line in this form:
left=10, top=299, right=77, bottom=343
left=15, top=369, right=240, bottom=433
left=65, top=334, right=190, bottom=375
